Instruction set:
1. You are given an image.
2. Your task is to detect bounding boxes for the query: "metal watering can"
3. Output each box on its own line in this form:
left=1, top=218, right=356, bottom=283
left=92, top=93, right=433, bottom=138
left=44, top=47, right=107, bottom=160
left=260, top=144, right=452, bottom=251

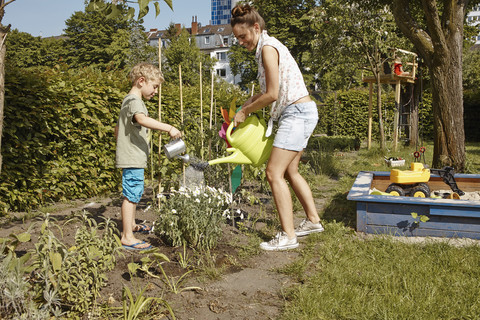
left=208, top=114, right=273, bottom=167
left=163, top=138, right=190, bottom=163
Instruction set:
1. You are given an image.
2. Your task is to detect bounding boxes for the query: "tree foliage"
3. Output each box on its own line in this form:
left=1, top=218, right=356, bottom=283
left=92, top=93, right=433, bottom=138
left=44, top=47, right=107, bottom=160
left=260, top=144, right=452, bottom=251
left=162, top=25, right=215, bottom=86
left=228, top=43, right=257, bottom=89
left=5, top=30, right=68, bottom=68
left=64, top=3, right=136, bottom=69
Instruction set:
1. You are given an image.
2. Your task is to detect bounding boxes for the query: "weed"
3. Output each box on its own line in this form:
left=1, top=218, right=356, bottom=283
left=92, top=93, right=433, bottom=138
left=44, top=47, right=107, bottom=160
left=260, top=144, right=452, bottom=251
left=121, top=284, right=175, bottom=320
left=128, top=249, right=201, bottom=294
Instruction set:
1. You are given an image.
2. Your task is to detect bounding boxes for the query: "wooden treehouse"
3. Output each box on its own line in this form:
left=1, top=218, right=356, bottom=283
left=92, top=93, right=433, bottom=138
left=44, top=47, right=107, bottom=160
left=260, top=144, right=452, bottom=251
left=362, top=48, right=419, bottom=151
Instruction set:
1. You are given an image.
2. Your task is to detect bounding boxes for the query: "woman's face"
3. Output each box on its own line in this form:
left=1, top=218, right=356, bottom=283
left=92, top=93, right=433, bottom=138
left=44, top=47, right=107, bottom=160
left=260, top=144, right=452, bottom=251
left=233, top=23, right=260, bottom=52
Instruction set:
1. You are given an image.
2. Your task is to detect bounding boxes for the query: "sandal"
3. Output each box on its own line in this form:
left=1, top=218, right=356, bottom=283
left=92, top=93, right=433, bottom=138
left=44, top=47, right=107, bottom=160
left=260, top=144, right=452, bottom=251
left=122, top=241, right=152, bottom=251
left=133, top=223, right=151, bottom=234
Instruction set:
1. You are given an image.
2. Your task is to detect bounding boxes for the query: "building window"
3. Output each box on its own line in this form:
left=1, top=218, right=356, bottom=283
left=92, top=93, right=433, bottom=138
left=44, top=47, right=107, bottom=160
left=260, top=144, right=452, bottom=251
left=223, top=37, right=229, bottom=46
left=216, top=52, right=227, bottom=61
left=205, top=36, right=210, bottom=44
left=217, top=69, right=226, bottom=77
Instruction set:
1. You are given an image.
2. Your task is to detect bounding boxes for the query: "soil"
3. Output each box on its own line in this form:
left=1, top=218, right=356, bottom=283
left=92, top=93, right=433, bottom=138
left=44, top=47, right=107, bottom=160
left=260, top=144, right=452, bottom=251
left=0, top=182, right=328, bottom=320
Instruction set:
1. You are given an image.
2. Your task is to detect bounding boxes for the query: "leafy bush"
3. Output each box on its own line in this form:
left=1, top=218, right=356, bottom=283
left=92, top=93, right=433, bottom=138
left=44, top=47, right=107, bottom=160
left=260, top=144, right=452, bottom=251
left=317, top=89, right=434, bottom=142
left=1, top=63, right=247, bottom=213
left=154, top=186, right=232, bottom=250
left=308, top=135, right=360, bottom=152
left=30, top=212, right=121, bottom=317
left=1, top=66, right=127, bottom=211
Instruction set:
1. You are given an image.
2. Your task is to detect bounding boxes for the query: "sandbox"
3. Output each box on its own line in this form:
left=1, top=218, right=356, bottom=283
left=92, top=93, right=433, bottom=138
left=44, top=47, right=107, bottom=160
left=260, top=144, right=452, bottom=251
left=347, top=171, right=480, bottom=239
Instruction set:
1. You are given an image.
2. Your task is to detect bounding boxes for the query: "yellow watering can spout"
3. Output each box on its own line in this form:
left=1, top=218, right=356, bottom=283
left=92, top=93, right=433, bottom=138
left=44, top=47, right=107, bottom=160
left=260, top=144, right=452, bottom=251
left=208, top=114, right=273, bottom=167
left=208, top=148, right=252, bottom=166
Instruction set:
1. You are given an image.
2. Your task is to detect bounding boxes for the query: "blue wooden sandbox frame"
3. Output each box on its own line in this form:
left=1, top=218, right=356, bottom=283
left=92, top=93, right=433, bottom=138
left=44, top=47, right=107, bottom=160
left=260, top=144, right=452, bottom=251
left=347, top=171, right=480, bottom=239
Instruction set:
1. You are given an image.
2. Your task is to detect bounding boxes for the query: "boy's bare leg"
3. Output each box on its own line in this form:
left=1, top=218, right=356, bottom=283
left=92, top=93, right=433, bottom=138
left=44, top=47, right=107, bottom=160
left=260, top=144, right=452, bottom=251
left=120, top=198, right=150, bottom=248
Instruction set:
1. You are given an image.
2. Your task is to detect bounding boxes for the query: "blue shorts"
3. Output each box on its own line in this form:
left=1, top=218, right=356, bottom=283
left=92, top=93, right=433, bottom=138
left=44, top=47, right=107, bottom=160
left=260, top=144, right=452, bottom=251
left=122, top=168, right=145, bottom=204
left=273, top=101, right=318, bottom=151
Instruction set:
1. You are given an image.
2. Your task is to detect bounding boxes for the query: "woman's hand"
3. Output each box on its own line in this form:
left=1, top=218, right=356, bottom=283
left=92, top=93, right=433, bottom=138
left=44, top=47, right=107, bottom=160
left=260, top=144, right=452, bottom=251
left=233, top=109, right=247, bottom=127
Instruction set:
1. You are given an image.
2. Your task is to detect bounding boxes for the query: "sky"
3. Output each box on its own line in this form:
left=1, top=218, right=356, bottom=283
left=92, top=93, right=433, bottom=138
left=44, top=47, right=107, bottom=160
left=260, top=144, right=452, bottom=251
left=3, top=0, right=212, bottom=38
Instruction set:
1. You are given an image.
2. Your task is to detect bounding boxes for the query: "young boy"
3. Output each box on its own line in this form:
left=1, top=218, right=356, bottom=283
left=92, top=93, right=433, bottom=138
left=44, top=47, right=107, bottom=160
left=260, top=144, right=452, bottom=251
left=115, top=63, right=181, bottom=250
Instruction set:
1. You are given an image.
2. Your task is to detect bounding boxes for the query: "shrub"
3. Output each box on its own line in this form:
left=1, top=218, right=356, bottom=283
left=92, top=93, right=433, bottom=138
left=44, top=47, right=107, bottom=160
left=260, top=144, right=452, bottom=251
left=30, top=212, right=121, bottom=317
left=154, top=186, right=232, bottom=250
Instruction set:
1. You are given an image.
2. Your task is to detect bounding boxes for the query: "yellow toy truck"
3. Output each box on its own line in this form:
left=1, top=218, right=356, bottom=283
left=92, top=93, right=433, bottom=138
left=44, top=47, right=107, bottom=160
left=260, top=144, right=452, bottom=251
left=385, top=162, right=464, bottom=197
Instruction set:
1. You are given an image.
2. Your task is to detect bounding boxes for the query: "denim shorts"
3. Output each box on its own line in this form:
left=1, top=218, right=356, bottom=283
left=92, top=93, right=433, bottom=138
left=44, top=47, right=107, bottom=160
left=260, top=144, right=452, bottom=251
left=122, top=168, right=145, bottom=203
left=273, top=101, right=318, bottom=151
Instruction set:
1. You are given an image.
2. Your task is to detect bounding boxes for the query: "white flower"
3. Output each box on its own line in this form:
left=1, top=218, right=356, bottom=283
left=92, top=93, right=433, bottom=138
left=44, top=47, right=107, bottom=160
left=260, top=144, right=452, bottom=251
left=195, top=198, right=200, bottom=203
left=172, top=209, right=177, bottom=213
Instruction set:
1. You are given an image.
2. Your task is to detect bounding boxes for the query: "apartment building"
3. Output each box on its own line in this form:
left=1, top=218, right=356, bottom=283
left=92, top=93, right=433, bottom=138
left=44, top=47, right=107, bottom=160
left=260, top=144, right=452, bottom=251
left=467, top=4, right=480, bottom=44
left=211, top=0, right=239, bottom=25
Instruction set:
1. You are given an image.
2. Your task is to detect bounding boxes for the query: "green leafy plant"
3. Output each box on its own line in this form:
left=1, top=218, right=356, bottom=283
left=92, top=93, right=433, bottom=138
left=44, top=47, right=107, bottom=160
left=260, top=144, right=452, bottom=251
left=411, top=212, right=430, bottom=226
left=177, top=241, right=193, bottom=269
left=128, top=250, right=201, bottom=294
left=154, top=186, right=231, bottom=250
left=30, top=211, right=121, bottom=317
left=121, top=284, right=175, bottom=320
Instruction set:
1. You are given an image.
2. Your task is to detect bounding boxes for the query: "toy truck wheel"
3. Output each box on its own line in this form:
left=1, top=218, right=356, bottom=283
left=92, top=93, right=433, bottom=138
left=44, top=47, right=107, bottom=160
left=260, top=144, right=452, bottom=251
left=385, top=184, right=405, bottom=196
left=410, top=183, right=430, bottom=198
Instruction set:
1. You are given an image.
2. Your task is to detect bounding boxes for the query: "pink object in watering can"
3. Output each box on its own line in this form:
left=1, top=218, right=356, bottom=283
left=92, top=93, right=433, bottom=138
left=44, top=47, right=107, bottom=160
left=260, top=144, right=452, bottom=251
left=208, top=114, right=274, bottom=167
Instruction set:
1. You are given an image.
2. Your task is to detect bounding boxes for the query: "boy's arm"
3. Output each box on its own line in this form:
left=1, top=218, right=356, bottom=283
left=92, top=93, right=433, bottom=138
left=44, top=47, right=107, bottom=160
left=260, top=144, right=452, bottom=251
left=114, top=125, right=119, bottom=140
left=134, top=113, right=182, bottom=139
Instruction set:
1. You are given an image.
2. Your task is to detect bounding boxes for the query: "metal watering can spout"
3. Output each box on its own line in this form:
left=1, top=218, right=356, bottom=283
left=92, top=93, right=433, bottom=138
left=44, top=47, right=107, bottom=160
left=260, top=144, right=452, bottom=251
left=208, top=114, right=273, bottom=167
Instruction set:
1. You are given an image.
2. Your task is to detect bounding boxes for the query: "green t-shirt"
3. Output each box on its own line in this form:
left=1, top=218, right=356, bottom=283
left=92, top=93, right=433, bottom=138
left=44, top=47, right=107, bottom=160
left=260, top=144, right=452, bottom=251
left=116, top=94, right=150, bottom=168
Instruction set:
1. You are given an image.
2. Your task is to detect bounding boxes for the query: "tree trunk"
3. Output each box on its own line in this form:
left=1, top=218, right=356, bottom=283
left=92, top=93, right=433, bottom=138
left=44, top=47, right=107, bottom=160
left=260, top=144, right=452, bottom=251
left=391, top=0, right=467, bottom=172
left=430, top=52, right=465, bottom=170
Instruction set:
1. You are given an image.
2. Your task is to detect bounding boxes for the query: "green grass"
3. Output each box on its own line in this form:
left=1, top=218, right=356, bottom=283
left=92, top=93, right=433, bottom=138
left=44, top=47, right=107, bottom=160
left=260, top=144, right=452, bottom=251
left=278, top=142, right=480, bottom=320
left=280, top=223, right=480, bottom=320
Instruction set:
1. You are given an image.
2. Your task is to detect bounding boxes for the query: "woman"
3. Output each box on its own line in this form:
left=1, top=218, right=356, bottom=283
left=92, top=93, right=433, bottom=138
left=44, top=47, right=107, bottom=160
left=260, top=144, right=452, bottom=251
left=231, top=4, right=323, bottom=251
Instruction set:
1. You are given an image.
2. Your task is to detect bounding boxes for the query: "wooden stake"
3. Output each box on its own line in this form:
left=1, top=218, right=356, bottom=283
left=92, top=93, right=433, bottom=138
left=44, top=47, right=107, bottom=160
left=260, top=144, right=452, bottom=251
left=208, top=71, right=214, bottom=160
left=158, top=38, right=163, bottom=208
left=200, top=62, right=204, bottom=160
left=209, top=70, right=214, bottom=130
left=179, top=65, right=185, bottom=186
left=368, top=82, right=373, bottom=150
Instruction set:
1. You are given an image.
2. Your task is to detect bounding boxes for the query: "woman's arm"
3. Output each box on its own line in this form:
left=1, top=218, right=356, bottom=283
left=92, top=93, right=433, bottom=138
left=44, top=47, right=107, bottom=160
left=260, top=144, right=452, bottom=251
left=234, top=45, right=280, bottom=126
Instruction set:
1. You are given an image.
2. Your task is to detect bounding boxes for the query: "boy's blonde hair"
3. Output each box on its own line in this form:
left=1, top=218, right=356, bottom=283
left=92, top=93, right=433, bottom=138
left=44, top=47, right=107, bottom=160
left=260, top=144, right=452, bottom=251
left=129, top=63, right=164, bottom=84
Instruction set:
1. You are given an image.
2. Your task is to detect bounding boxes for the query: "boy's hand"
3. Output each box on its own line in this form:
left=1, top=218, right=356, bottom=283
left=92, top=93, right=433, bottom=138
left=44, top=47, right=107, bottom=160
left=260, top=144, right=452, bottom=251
left=169, top=127, right=182, bottom=139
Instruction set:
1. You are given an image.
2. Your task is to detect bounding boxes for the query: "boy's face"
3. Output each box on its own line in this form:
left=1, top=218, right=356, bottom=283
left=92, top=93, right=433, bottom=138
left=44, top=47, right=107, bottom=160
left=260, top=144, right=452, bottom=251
left=139, top=77, right=161, bottom=100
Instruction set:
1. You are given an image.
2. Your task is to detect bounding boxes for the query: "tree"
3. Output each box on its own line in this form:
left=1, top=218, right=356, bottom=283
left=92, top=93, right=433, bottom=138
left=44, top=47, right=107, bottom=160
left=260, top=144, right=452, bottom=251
left=228, top=43, right=257, bottom=89
left=162, top=25, right=214, bottom=86
left=385, top=0, right=479, bottom=171
left=6, top=29, right=69, bottom=68
left=64, top=3, right=134, bottom=69
left=0, top=0, right=174, bottom=174
left=309, top=0, right=411, bottom=149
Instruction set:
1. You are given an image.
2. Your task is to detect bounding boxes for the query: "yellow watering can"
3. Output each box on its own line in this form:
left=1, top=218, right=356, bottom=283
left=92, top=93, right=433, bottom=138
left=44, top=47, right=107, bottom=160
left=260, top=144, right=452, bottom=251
left=208, top=114, right=274, bottom=167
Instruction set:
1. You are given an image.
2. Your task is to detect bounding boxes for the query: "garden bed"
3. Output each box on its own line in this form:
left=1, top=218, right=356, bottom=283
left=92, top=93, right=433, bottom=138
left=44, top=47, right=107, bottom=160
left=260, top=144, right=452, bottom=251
left=347, top=171, right=480, bottom=239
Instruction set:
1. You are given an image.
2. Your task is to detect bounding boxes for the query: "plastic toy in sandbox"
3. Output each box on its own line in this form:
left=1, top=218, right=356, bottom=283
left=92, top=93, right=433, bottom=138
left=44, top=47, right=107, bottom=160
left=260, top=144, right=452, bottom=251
left=383, top=162, right=465, bottom=198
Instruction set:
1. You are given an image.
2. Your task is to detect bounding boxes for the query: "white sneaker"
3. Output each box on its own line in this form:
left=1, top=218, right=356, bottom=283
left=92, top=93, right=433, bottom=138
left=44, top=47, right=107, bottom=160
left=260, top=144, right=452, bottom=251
left=260, top=232, right=299, bottom=251
left=295, top=219, right=324, bottom=237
